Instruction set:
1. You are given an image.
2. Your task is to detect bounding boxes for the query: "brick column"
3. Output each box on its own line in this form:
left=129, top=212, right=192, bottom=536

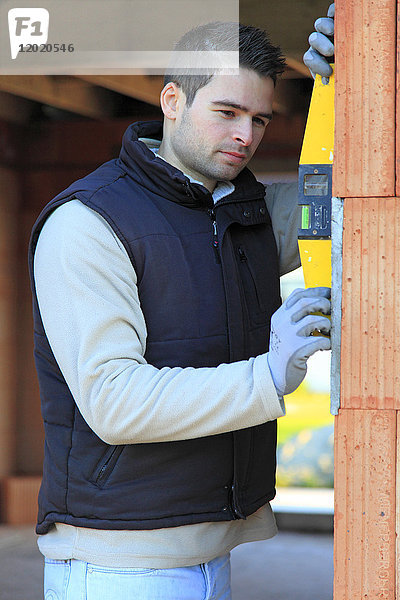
left=333, top=1, right=398, bottom=598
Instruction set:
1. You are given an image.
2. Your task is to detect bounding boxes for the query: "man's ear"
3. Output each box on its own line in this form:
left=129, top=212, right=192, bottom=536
left=160, top=82, right=185, bottom=120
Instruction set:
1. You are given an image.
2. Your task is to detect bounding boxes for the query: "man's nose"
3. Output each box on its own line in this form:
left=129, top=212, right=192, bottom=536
left=233, top=119, right=253, bottom=146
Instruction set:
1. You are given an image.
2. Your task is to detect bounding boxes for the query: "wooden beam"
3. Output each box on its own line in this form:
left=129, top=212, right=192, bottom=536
left=0, top=92, right=34, bottom=124
left=0, top=76, right=113, bottom=119
left=284, top=57, right=310, bottom=79
left=0, top=167, right=18, bottom=476
left=78, top=71, right=309, bottom=115
left=77, top=75, right=164, bottom=107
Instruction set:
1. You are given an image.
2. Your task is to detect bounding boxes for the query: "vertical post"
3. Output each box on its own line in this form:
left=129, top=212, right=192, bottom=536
left=397, top=414, right=400, bottom=599
left=333, top=0, right=398, bottom=598
left=396, top=2, right=400, bottom=595
left=0, top=167, right=18, bottom=477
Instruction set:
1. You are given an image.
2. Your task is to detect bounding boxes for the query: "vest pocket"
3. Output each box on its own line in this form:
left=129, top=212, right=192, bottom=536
left=90, top=445, right=125, bottom=488
left=237, top=246, right=267, bottom=325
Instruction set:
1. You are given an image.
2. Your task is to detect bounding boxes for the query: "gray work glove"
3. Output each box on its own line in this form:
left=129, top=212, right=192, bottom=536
left=303, top=3, right=335, bottom=78
left=267, top=287, right=331, bottom=397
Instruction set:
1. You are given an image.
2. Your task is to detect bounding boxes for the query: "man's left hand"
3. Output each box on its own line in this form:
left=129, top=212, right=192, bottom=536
left=303, top=3, right=335, bottom=78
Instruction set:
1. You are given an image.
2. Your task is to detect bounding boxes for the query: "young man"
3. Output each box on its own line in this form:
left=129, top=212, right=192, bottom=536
left=30, top=14, right=334, bottom=600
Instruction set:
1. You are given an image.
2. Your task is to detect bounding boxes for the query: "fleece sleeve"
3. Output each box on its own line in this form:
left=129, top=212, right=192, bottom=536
left=33, top=200, right=285, bottom=446
left=264, top=182, right=301, bottom=276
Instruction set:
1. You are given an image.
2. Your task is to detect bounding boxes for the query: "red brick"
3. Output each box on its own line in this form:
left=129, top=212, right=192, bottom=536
left=333, top=0, right=396, bottom=197
left=396, top=0, right=400, bottom=195
left=396, top=411, right=400, bottom=598
left=334, top=409, right=396, bottom=599
left=340, top=197, right=400, bottom=409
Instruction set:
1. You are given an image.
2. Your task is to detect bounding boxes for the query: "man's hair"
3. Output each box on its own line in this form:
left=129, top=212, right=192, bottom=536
left=164, top=22, right=286, bottom=107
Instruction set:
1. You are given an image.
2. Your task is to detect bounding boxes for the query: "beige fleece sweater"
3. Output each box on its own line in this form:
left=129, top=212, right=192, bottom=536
left=34, top=178, right=299, bottom=568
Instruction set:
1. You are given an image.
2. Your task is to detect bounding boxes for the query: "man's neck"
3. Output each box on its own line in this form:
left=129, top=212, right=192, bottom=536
left=149, top=146, right=234, bottom=203
left=158, top=139, right=216, bottom=192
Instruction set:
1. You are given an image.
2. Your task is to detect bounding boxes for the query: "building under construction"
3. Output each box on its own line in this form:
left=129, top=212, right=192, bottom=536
left=0, top=0, right=399, bottom=598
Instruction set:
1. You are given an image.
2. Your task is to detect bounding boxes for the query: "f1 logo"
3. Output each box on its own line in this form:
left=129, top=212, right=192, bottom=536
left=8, top=8, right=49, bottom=59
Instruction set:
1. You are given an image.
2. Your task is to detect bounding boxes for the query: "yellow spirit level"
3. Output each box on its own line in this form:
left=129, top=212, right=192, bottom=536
left=298, top=69, right=334, bottom=289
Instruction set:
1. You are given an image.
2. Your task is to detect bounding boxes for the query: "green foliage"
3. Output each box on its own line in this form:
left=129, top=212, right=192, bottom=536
left=277, top=382, right=333, bottom=446
left=276, top=382, right=334, bottom=488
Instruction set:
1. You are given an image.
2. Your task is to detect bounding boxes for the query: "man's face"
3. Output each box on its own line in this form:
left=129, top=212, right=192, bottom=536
left=166, top=68, right=275, bottom=190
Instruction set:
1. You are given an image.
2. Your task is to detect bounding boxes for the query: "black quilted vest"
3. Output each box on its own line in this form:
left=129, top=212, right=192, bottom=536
left=29, top=121, right=281, bottom=535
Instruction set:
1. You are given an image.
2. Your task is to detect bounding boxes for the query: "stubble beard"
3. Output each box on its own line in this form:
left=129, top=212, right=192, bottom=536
left=171, top=110, right=247, bottom=184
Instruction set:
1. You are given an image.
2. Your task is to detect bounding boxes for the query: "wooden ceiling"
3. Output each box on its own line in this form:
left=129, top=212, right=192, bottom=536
left=0, top=0, right=333, bottom=123
left=0, top=61, right=311, bottom=124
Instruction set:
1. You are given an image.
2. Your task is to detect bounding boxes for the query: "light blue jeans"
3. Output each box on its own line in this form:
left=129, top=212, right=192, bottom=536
left=44, top=554, right=232, bottom=600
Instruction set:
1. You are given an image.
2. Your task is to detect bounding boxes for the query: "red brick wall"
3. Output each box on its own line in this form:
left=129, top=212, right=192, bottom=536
left=333, top=1, right=399, bottom=597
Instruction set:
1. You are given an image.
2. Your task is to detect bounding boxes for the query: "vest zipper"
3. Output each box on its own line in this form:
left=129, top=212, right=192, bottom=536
left=230, top=484, right=246, bottom=519
left=95, top=446, right=122, bottom=486
left=237, top=246, right=264, bottom=312
left=238, top=246, right=247, bottom=262
left=208, top=208, right=221, bottom=263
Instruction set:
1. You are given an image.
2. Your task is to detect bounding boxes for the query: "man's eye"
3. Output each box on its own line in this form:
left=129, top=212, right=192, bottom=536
left=253, top=117, right=267, bottom=127
left=219, top=110, right=235, bottom=117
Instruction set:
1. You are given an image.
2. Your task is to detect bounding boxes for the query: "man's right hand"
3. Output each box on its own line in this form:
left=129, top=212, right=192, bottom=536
left=303, top=3, right=335, bottom=78
left=267, top=287, right=331, bottom=397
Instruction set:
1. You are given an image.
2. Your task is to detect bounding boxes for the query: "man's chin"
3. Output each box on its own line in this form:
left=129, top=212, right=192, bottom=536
left=218, top=164, right=247, bottom=181
left=210, top=159, right=248, bottom=181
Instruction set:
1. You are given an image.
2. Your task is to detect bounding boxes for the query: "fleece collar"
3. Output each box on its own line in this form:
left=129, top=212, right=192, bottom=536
left=117, top=121, right=266, bottom=210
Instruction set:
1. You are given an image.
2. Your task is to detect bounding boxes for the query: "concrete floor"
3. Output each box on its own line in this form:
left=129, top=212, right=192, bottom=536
left=231, top=531, right=333, bottom=599
left=0, top=525, right=333, bottom=600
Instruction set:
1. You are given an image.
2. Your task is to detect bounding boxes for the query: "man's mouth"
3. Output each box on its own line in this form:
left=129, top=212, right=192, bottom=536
left=219, top=151, right=248, bottom=164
